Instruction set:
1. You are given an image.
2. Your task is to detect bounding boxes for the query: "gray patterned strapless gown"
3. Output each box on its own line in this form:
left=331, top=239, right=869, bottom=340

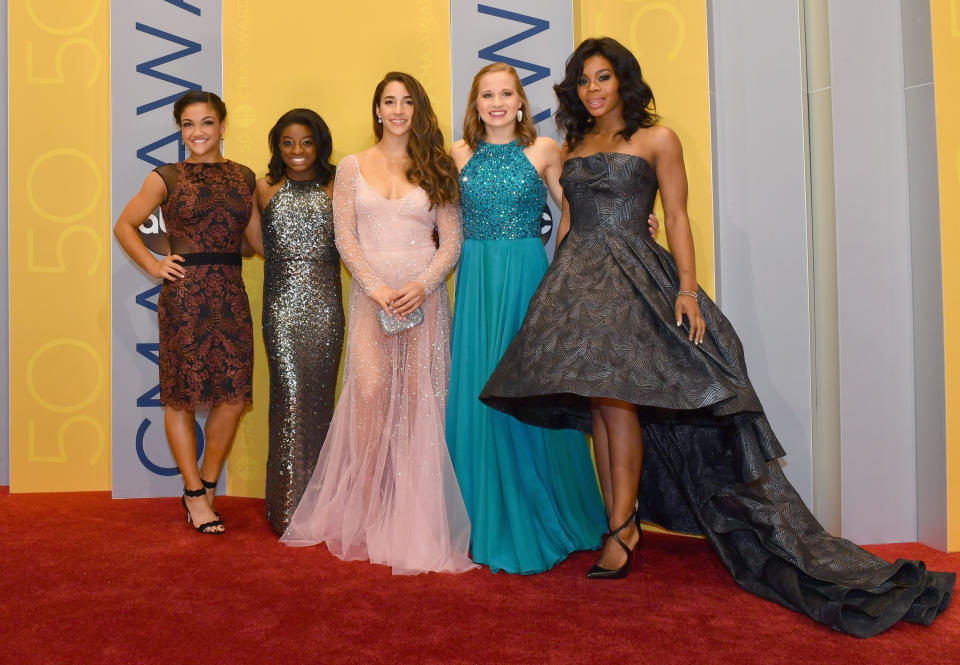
left=262, top=178, right=344, bottom=534
left=481, top=152, right=954, bottom=637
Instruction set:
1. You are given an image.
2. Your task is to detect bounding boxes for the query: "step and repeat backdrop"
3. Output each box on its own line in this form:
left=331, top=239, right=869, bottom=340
left=8, top=0, right=713, bottom=499
left=6, top=0, right=959, bottom=549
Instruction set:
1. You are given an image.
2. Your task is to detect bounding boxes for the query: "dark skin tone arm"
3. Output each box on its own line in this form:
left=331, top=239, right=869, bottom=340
left=559, top=127, right=704, bottom=344
left=649, top=126, right=704, bottom=344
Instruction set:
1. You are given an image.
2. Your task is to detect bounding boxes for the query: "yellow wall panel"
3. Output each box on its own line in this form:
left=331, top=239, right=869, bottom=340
left=221, top=0, right=453, bottom=497
left=575, top=0, right=715, bottom=296
left=8, top=0, right=111, bottom=491
left=931, top=0, right=960, bottom=550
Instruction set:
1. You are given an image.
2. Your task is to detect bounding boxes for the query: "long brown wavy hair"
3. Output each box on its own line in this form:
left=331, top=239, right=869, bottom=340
left=372, top=72, right=458, bottom=208
left=462, top=63, right=537, bottom=150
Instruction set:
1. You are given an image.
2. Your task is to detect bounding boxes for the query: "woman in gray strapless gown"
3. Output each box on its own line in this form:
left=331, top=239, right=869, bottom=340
left=252, top=109, right=344, bottom=534
left=481, top=38, right=953, bottom=636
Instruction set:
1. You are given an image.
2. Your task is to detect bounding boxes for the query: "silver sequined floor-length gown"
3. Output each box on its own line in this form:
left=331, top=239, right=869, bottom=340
left=262, top=178, right=344, bottom=534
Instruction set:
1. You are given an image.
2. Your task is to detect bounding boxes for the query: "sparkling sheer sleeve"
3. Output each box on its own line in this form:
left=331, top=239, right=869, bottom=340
left=333, top=155, right=386, bottom=296
left=415, top=202, right=462, bottom=295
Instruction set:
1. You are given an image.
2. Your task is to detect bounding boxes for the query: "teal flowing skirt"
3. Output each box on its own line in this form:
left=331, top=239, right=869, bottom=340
left=446, top=237, right=606, bottom=574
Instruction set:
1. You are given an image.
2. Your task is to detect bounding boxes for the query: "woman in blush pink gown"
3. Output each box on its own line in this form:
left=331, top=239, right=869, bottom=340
left=281, top=72, right=475, bottom=575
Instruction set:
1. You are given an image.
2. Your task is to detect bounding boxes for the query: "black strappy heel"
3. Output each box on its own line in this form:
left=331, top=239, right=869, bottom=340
left=182, top=486, right=224, bottom=535
left=587, top=509, right=640, bottom=579
left=200, top=477, right=221, bottom=516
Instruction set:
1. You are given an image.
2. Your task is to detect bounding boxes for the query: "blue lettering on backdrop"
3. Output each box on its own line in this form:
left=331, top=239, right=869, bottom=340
left=133, top=287, right=204, bottom=472
left=134, top=24, right=202, bottom=115
left=135, top=343, right=162, bottom=408
left=135, top=284, right=160, bottom=312
left=136, top=418, right=205, bottom=476
left=119, top=0, right=214, bottom=490
left=162, top=0, right=202, bottom=17
left=137, top=131, right=185, bottom=168
left=477, top=4, right=552, bottom=124
left=134, top=21, right=206, bottom=166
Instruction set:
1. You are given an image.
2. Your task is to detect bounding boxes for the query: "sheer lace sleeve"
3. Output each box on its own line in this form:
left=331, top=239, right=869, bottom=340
left=415, top=202, right=462, bottom=295
left=333, top=155, right=386, bottom=296
left=152, top=164, right=177, bottom=203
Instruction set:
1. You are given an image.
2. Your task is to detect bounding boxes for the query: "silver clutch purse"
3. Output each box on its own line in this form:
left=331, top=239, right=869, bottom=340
left=376, top=307, right=424, bottom=335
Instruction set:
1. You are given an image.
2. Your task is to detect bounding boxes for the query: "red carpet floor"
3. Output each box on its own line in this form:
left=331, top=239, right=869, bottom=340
left=2, top=487, right=958, bottom=665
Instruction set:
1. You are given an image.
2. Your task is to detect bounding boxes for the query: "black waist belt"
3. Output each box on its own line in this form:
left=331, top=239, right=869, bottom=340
left=179, top=252, right=242, bottom=266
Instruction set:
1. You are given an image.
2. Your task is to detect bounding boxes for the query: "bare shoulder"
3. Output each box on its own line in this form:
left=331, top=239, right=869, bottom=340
left=143, top=169, right=165, bottom=187
left=531, top=136, right=561, bottom=159
left=559, top=140, right=572, bottom=161
left=645, top=125, right=682, bottom=154
left=256, top=176, right=282, bottom=209
left=533, top=136, right=560, bottom=152
left=450, top=139, right=474, bottom=171
left=142, top=170, right=167, bottom=199
left=450, top=139, right=472, bottom=165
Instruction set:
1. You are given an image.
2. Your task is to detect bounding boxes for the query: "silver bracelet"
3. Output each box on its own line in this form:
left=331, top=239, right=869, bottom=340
left=677, top=290, right=698, bottom=299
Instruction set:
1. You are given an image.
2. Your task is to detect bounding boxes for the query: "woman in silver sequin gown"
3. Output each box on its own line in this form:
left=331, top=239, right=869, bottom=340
left=248, top=109, right=344, bottom=534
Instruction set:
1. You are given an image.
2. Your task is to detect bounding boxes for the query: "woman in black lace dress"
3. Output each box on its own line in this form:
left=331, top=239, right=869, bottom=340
left=115, top=91, right=259, bottom=534
left=481, top=37, right=953, bottom=636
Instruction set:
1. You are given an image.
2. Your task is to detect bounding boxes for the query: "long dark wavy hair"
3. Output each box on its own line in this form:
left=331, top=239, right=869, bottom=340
left=265, top=108, right=336, bottom=186
left=554, top=37, right=660, bottom=151
left=372, top=72, right=458, bottom=208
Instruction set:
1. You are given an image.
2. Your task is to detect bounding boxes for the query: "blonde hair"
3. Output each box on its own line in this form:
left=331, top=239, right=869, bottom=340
left=462, top=63, right=537, bottom=150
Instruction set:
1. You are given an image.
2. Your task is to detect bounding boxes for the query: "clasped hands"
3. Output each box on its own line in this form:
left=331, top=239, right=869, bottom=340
left=372, top=282, right=426, bottom=319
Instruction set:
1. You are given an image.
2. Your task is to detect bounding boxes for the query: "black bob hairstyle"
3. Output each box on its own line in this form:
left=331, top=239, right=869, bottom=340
left=265, top=108, right=336, bottom=186
left=554, top=37, right=660, bottom=151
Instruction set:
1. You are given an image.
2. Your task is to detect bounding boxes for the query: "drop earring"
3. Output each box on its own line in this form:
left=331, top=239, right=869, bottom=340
left=377, top=115, right=382, bottom=124
left=517, top=108, right=523, bottom=122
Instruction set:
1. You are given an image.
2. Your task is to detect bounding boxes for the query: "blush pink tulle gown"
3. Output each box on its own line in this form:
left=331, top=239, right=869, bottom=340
left=281, top=154, right=476, bottom=575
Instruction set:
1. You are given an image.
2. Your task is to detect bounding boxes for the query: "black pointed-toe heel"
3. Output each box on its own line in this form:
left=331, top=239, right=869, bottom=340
left=587, top=510, right=640, bottom=579
left=182, top=486, right=224, bottom=535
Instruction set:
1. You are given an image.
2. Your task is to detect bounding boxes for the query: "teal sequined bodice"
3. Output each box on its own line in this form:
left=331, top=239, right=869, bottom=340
left=459, top=140, right=546, bottom=240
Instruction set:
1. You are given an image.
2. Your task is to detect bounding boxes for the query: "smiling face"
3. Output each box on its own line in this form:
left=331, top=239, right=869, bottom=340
left=278, top=123, right=317, bottom=181
left=377, top=81, right=414, bottom=137
left=577, top=54, right=623, bottom=120
left=178, top=102, right=223, bottom=160
left=476, top=70, right=522, bottom=130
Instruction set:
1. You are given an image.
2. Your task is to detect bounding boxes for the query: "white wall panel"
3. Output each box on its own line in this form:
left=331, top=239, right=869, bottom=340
left=708, top=1, right=815, bottom=506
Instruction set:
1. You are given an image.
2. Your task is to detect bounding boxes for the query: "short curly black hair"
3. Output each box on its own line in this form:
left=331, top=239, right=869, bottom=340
left=554, top=37, right=659, bottom=151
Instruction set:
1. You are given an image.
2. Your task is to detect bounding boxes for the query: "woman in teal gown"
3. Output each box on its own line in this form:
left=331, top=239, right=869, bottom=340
left=447, top=63, right=638, bottom=573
